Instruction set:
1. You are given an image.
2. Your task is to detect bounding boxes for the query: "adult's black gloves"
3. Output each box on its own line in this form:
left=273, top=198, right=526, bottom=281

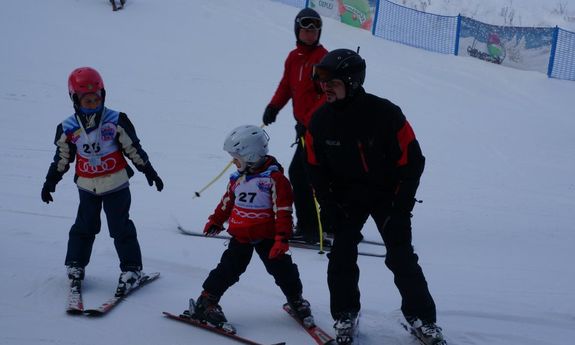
left=392, top=179, right=420, bottom=214
left=143, top=163, right=164, bottom=192
left=41, top=181, right=56, bottom=204
left=295, top=122, right=306, bottom=140
left=262, top=105, right=279, bottom=125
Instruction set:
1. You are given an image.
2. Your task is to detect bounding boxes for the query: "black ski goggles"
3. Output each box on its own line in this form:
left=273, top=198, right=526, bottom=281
left=297, top=17, right=322, bottom=30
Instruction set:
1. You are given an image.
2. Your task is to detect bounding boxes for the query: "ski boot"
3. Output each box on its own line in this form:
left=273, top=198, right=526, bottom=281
left=66, top=265, right=85, bottom=281
left=334, top=311, right=359, bottom=345
left=406, top=317, right=447, bottom=345
left=115, top=270, right=142, bottom=297
left=286, top=295, right=314, bottom=328
left=191, top=291, right=228, bottom=327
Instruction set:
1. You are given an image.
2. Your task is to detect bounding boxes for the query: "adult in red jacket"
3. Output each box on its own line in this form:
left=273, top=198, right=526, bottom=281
left=262, top=8, right=328, bottom=244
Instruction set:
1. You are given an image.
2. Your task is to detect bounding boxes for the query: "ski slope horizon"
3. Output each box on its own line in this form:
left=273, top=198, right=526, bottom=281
left=1, top=1, right=574, bottom=345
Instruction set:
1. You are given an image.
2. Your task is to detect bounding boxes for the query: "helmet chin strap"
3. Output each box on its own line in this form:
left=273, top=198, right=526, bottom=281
left=238, top=156, right=266, bottom=173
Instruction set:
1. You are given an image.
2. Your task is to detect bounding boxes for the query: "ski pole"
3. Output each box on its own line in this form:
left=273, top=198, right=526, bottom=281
left=193, top=160, right=233, bottom=198
left=193, top=124, right=266, bottom=198
left=313, top=193, right=325, bottom=254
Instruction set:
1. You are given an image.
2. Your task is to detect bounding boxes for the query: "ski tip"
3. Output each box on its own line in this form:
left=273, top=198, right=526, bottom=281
left=66, top=309, right=84, bottom=315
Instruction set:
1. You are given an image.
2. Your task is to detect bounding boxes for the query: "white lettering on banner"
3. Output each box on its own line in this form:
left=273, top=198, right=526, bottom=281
left=319, top=0, right=333, bottom=10
left=310, top=0, right=339, bottom=19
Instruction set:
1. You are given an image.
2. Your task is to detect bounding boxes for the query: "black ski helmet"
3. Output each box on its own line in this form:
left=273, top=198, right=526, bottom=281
left=313, top=48, right=366, bottom=96
left=294, top=8, right=322, bottom=45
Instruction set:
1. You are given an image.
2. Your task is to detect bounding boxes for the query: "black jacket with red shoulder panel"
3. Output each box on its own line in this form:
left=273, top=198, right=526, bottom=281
left=306, top=88, right=425, bottom=211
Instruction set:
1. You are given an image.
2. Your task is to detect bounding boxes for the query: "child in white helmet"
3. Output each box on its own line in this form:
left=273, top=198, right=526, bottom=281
left=189, top=125, right=314, bottom=329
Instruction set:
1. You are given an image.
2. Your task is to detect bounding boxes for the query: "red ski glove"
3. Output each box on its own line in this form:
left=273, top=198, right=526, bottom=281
left=269, top=235, right=289, bottom=259
left=203, top=219, right=224, bottom=236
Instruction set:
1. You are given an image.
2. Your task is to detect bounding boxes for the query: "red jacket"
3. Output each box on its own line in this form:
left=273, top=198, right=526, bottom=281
left=269, top=43, right=328, bottom=128
left=207, top=157, right=294, bottom=244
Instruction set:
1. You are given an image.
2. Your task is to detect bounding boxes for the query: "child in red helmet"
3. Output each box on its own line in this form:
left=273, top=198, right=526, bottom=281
left=41, top=66, right=163, bottom=297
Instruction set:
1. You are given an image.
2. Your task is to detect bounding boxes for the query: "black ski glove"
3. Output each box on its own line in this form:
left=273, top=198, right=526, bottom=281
left=392, top=179, right=420, bottom=214
left=295, top=122, right=307, bottom=140
left=143, top=163, right=164, bottom=192
left=262, top=105, right=279, bottom=125
left=41, top=181, right=56, bottom=204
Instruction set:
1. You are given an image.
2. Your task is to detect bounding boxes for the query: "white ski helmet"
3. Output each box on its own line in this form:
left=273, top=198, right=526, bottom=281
left=223, top=125, right=269, bottom=171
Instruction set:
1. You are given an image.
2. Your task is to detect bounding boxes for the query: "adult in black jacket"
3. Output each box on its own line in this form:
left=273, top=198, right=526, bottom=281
left=306, top=49, right=445, bottom=345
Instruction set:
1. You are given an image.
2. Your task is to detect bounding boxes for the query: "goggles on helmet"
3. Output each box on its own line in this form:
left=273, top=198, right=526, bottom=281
left=297, top=17, right=322, bottom=30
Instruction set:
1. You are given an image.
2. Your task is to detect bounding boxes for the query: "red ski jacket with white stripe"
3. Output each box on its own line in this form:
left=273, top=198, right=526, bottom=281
left=207, top=156, right=294, bottom=244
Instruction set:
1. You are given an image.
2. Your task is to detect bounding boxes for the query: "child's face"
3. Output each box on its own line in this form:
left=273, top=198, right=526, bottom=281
left=79, top=93, right=102, bottom=110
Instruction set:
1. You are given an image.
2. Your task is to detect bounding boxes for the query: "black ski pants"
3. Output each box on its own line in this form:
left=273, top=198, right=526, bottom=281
left=202, top=237, right=303, bottom=300
left=289, top=138, right=320, bottom=239
left=327, top=199, right=436, bottom=322
left=65, top=187, right=142, bottom=272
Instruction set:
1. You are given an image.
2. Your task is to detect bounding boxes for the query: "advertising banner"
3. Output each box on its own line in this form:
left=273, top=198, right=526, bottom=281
left=309, top=0, right=377, bottom=31
left=458, top=17, right=554, bottom=73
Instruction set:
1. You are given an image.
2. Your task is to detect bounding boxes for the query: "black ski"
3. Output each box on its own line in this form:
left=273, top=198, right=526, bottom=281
left=283, top=303, right=336, bottom=345
left=163, top=311, right=286, bottom=345
left=177, top=226, right=385, bottom=257
left=66, top=278, right=84, bottom=314
left=83, top=272, right=160, bottom=316
left=287, top=240, right=386, bottom=258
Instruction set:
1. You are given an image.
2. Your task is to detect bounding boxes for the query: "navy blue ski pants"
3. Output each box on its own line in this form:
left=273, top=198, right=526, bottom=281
left=202, top=237, right=303, bottom=300
left=65, top=187, right=142, bottom=272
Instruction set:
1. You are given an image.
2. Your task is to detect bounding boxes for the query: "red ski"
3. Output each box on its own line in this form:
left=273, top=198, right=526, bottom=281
left=283, top=303, right=337, bottom=345
left=163, top=311, right=286, bottom=345
left=83, top=272, right=160, bottom=316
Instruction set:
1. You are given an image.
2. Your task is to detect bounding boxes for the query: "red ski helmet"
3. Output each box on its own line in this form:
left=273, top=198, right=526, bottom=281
left=68, top=67, right=105, bottom=104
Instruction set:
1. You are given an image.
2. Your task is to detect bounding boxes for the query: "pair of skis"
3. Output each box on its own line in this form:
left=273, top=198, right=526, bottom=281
left=66, top=272, right=160, bottom=316
left=163, top=303, right=337, bottom=345
left=176, top=226, right=386, bottom=258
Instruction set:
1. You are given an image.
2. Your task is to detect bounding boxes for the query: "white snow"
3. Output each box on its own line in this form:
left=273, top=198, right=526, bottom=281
left=1, top=0, right=574, bottom=344
left=391, top=0, right=575, bottom=30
